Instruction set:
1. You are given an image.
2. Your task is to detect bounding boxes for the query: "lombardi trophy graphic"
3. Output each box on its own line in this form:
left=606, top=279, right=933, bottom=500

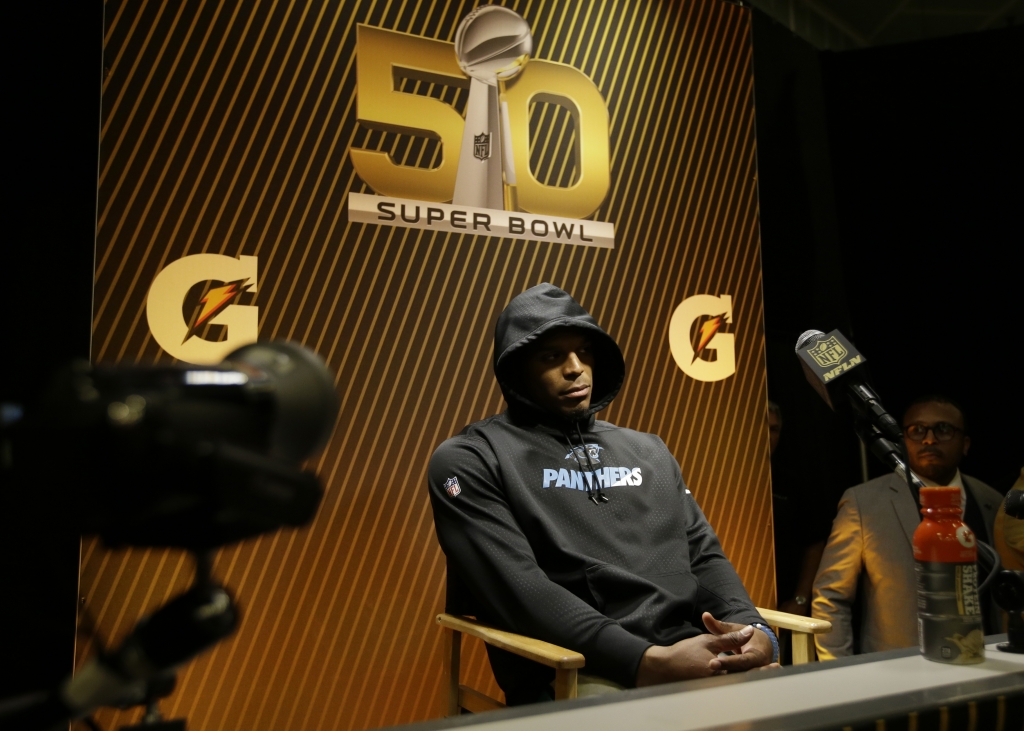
left=452, top=6, right=532, bottom=210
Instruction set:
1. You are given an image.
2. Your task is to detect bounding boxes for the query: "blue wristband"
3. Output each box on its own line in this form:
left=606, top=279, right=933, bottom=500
left=751, top=623, right=780, bottom=664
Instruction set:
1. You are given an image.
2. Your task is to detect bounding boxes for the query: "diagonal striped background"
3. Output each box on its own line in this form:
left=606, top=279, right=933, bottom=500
left=84, top=1, right=772, bottom=729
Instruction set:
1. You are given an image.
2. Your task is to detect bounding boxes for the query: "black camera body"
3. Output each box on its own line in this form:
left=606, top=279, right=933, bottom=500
left=4, top=342, right=338, bottom=550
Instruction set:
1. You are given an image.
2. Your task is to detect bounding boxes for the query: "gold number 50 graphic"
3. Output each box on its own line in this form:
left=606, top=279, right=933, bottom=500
left=350, top=25, right=611, bottom=220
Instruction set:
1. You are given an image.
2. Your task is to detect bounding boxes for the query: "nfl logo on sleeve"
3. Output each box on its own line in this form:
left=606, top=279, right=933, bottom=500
left=444, top=476, right=462, bottom=497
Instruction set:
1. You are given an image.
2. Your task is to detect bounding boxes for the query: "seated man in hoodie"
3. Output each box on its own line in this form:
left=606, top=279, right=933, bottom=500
left=428, top=284, right=776, bottom=704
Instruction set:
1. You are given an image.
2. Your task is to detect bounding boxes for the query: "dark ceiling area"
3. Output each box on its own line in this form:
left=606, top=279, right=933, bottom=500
left=749, top=0, right=1022, bottom=50
left=753, top=7, right=1023, bottom=515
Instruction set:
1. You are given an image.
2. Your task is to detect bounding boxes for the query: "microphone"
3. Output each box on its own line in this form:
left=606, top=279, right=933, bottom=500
left=794, top=329, right=921, bottom=489
left=794, top=329, right=902, bottom=442
left=1006, top=491, right=1024, bottom=520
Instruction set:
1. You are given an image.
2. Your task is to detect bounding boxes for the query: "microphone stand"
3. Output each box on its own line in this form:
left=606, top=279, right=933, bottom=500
left=4, top=552, right=236, bottom=731
left=851, top=417, right=923, bottom=495
left=117, top=551, right=228, bottom=731
left=118, top=673, right=182, bottom=731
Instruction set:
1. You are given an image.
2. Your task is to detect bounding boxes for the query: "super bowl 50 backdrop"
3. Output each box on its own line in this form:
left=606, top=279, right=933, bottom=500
left=86, top=0, right=772, bottom=728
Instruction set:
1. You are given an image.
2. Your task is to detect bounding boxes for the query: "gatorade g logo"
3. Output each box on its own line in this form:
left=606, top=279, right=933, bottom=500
left=956, top=525, right=976, bottom=549
left=145, top=254, right=259, bottom=365
left=668, top=294, right=736, bottom=382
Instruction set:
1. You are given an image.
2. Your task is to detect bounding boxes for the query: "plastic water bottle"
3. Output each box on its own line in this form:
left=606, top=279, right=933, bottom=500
left=913, top=486, right=985, bottom=664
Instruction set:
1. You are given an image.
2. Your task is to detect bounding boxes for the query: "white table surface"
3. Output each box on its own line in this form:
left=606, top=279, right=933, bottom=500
left=422, top=642, right=1024, bottom=731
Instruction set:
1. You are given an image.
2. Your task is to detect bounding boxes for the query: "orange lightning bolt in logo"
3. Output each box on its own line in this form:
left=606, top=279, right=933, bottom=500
left=692, top=313, right=726, bottom=363
left=183, top=279, right=253, bottom=343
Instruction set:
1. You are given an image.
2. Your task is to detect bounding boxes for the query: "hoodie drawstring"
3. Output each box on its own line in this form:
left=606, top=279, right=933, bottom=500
left=565, top=422, right=608, bottom=505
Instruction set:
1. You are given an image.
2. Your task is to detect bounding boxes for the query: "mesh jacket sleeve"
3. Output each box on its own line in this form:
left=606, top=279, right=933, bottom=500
left=675, top=463, right=765, bottom=628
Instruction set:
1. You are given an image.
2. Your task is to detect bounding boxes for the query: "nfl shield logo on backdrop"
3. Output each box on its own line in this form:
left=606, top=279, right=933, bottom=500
left=444, top=476, right=462, bottom=497
left=473, top=133, right=490, bottom=161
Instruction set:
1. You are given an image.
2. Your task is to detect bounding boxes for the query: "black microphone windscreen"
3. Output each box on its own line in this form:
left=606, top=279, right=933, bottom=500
left=1005, top=490, right=1024, bottom=520
left=224, top=341, right=339, bottom=462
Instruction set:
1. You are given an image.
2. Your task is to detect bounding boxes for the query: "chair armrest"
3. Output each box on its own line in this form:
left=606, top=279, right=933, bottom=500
left=437, top=614, right=585, bottom=670
left=755, top=607, right=832, bottom=635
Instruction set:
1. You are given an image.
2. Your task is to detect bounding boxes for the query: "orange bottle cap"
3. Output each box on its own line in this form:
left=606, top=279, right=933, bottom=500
left=919, top=486, right=961, bottom=509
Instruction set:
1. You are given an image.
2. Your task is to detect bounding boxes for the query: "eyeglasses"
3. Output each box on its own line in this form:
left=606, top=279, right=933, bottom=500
left=903, top=422, right=963, bottom=442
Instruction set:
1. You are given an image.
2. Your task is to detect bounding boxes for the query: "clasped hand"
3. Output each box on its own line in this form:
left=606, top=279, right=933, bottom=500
left=635, top=612, right=779, bottom=686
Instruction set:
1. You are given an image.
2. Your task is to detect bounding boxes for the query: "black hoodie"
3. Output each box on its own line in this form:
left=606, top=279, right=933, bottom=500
left=428, top=283, right=763, bottom=699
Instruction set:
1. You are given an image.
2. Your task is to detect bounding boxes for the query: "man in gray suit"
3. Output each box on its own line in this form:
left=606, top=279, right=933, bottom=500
left=812, top=395, right=1003, bottom=659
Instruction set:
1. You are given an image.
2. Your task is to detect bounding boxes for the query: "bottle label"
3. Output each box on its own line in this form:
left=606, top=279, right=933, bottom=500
left=915, top=560, right=985, bottom=664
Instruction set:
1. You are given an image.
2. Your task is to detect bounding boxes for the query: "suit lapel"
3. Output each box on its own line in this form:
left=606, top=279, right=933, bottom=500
left=889, top=474, right=921, bottom=547
left=964, top=475, right=998, bottom=531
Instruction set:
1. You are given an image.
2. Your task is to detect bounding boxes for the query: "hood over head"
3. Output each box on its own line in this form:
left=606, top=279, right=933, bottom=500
left=493, top=283, right=625, bottom=420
